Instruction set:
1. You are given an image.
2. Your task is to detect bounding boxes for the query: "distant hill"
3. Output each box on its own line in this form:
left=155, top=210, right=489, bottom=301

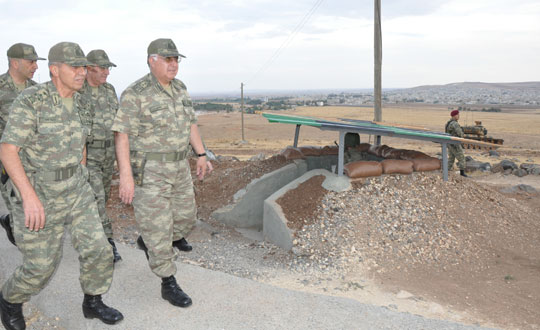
left=410, top=81, right=540, bottom=91
left=385, top=81, right=540, bottom=105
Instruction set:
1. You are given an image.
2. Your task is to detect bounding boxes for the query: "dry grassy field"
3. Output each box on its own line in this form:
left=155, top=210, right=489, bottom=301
left=198, top=105, right=540, bottom=164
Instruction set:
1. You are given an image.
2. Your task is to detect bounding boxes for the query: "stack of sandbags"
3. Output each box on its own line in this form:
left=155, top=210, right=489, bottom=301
left=344, top=161, right=383, bottom=178
left=381, top=159, right=414, bottom=174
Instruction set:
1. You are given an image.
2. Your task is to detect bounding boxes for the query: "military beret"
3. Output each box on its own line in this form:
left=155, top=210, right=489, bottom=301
left=7, top=43, right=45, bottom=61
left=450, top=110, right=459, bottom=117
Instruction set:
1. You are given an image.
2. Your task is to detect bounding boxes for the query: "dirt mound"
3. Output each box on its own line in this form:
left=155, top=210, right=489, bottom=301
left=191, top=155, right=291, bottom=219
left=286, top=172, right=540, bottom=330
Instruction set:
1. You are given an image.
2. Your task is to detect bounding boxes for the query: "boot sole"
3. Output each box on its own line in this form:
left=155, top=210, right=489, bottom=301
left=161, top=294, right=192, bottom=308
left=173, top=246, right=192, bottom=252
left=82, top=309, right=124, bottom=325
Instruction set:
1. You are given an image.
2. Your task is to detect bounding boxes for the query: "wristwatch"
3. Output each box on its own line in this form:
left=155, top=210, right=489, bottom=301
left=197, top=152, right=207, bottom=157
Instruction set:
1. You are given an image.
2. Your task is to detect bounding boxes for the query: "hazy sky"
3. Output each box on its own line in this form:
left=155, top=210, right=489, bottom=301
left=1, top=0, right=539, bottom=94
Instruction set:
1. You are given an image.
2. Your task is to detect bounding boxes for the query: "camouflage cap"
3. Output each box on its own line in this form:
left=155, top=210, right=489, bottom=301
left=147, top=38, right=186, bottom=58
left=7, top=43, right=46, bottom=61
left=87, top=49, right=117, bottom=67
left=48, top=42, right=90, bottom=67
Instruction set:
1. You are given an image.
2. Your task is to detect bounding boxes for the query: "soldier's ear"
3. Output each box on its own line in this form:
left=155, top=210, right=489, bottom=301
left=11, top=59, right=20, bottom=70
left=49, top=65, right=59, bottom=77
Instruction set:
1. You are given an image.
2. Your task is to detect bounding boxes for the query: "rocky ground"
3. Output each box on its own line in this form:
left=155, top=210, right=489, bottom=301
left=108, top=154, right=540, bottom=330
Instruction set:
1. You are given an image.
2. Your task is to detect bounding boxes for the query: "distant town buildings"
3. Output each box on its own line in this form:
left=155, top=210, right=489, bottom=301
left=192, top=82, right=540, bottom=112
left=326, top=83, right=540, bottom=106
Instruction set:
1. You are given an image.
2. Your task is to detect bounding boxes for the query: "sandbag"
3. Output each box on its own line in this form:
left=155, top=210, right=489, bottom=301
left=344, top=161, right=383, bottom=178
left=381, top=159, right=414, bottom=175
left=281, top=147, right=305, bottom=160
left=412, top=157, right=441, bottom=172
left=399, top=150, right=431, bottom=160
left=320, top=145, right=339, bottom=155
left=298, top=146, right=322, bottom=156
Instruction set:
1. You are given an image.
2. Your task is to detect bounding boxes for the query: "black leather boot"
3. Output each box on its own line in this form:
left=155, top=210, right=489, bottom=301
left=136, top=235, right=149, bottom=260
left=0, top=214, right=16, bottom=246
left=172, top=237, right=192, bottom=252
left=161, top=276, right=192, bottom=308
left=107, top=238, right=122, bottom=263
left=460, top=170, right=469, bottom=177
left=0, top=292, right=25, bottom=330
left=82, top=294, right=124, bottom=325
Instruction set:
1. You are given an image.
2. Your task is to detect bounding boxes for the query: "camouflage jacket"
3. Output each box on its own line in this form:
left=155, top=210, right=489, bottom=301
left=0, top=81, right=92, bottom=172
left=0, top=71, right=37, bottom=136
left=79, top=80, right=119, bottom=142
left=111, top=73, right=197, bottom=153
left=445, top=119, right=464, bottom=138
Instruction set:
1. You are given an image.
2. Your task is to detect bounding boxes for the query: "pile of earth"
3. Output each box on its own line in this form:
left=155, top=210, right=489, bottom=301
left=280, top=172, right=540, bottom=330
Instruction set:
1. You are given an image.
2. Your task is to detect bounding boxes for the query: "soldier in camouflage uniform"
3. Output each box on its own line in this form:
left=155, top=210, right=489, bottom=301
left=112, top=38, right=209, bottom=308
left=80, top=49, right=121, bottom=263
left=0, top=43, right=45, bottom=247
left=0, top=42, right=123, bottom=330
left=445, top=109, right=468, bottom=177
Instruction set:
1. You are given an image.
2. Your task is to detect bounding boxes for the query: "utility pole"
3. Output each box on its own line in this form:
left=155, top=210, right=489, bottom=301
left=374, top=0, right=382, bottom=145
left=241, top=82, right=246, bottom=142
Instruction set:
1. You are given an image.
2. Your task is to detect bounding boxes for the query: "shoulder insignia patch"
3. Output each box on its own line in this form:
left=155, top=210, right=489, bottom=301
left=134, top=80, right=150, bottom=93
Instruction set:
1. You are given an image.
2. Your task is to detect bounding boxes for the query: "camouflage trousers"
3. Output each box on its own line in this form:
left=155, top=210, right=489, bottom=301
left=133, top=158, right=196, bottom=278
left=1, top=165, right=113, bottom=303
left=87, top=145, right=115, bottom=238
left=448, top=144, right=466, bottom=170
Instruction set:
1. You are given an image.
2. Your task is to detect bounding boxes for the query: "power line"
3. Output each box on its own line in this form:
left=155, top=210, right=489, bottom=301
left=246, top=0, right=325, bottom=85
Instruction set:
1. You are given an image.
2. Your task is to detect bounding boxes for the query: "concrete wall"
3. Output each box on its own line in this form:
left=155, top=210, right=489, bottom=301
left=305, top=155, right=338, bottom=172
left=212, top=160, right=308, bottom=229
left=263, top=169, right=350, bottom=251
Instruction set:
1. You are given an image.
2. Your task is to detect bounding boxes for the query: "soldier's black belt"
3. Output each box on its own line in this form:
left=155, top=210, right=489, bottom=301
left=39, top=165, right=79, bottom=182
left=133, top=150, right=188, bottom=162
left=88, top=139, right=113, bottom=149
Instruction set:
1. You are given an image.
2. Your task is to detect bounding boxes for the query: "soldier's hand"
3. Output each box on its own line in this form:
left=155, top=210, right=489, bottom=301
left=206, top=161, right=213, bottom=174
left=119, top=174, right=135, bottom=205
left=23, top=193, right=45, bottom=232
left=196, top=157, right=208, bottom=180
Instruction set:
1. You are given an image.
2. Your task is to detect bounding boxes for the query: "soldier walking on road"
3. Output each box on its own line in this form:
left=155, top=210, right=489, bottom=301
left=0, top=42, right=123, bottom=330
left=112, top=38, right=209, bottom=308
left=81, top=49, right=122, bottom=263
left=446, top=109, right=468, bottom=177
left=0, top=43, right=45, bottom=246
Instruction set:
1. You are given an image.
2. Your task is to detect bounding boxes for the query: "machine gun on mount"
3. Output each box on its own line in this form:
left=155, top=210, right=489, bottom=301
left=461, top=121, right=504, bottom=150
